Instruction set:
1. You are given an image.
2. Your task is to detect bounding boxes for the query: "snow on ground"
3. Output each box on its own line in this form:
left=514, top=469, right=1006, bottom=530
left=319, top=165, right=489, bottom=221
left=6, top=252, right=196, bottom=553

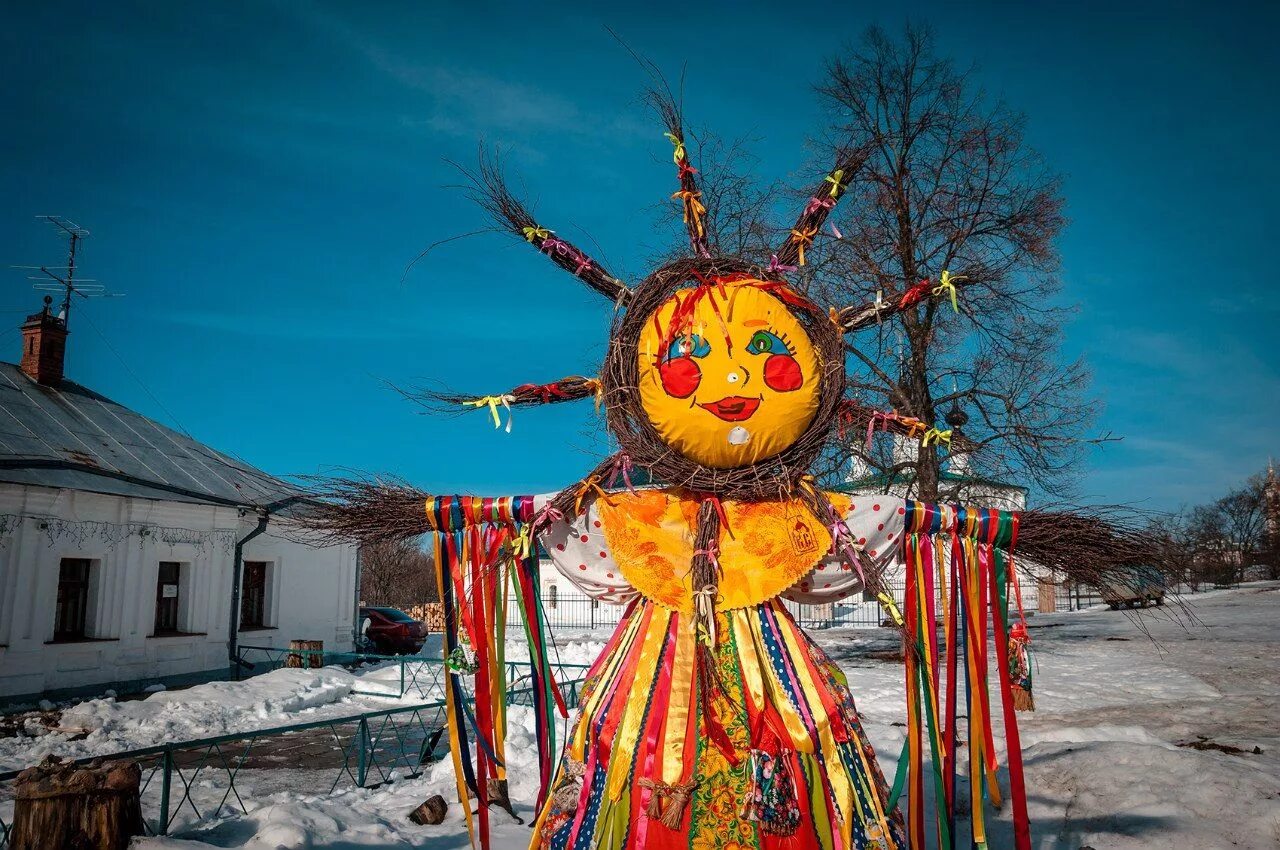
left=125, top=585, right=1280, bottom=848
left=10, top=585, right=1280, bottom=848
left=133, top=704, right=551, bottom=850
left=0, top=661, right=446, bottom=773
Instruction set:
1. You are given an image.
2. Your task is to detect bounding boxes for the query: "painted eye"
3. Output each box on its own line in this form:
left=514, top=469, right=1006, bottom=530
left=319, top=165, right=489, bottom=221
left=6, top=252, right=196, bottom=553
left=746, top=330, right=790, bottom=356
left=666, top=333, right=710, bottom=361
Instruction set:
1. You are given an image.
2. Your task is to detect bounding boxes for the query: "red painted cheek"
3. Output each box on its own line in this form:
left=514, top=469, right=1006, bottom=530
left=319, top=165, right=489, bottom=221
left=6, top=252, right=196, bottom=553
left=763, top=354, right=803, bottom=392
left=658, top=357, right=701, bottom=398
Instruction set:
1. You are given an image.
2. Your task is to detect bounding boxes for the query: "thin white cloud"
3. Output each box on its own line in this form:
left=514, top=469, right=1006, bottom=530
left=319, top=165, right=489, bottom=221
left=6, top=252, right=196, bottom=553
left=288, top=4, right=647, bottom=147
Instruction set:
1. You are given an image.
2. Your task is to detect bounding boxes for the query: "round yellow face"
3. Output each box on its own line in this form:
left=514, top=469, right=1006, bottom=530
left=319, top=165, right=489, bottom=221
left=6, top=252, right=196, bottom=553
left=636, top=278, right=821, bottom=468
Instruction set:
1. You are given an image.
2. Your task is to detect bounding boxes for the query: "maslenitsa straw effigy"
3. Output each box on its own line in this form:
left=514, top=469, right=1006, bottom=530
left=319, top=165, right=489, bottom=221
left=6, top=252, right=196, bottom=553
left=303, top=78, right=1165, bottom=850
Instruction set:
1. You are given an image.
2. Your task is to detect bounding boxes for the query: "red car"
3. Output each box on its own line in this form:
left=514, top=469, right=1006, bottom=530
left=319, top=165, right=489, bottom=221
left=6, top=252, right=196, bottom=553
left=360, top=606, right=427, bottom=655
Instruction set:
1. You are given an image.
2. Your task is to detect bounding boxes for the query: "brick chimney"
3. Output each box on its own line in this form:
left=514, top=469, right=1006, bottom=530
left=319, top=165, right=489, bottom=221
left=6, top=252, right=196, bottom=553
left=20, top=296, right=68, bottom=386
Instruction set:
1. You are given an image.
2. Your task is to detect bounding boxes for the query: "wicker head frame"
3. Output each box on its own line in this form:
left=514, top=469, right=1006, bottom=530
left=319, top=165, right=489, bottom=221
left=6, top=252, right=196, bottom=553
left=601, top=255, right=846, bottom=501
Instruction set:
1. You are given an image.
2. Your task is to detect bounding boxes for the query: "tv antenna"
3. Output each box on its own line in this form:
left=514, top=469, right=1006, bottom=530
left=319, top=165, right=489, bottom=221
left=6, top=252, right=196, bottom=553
left=9, top=216, right=124, bottom=329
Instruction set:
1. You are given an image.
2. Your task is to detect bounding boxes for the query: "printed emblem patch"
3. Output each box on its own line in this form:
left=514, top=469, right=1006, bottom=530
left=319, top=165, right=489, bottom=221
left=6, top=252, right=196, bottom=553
left=790, top=519, right=818, bottom=554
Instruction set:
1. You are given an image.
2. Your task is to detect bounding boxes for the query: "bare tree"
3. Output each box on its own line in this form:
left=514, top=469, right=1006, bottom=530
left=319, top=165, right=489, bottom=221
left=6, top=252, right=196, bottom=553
left=1172, top=470, right=1271, bottom=587
left=782, top=24, right=1102, bottom=500
left=359, top=539, right=437, bottom=609
left=1150, top=509, right=1219, bottom=591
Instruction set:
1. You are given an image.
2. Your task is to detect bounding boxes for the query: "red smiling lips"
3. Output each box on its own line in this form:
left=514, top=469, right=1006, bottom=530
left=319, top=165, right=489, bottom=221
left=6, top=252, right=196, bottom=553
left=698, top=396, right=761, bottom=422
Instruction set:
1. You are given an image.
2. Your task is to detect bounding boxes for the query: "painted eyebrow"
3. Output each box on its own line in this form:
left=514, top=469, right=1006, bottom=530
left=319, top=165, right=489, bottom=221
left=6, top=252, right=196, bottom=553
left=742, top=319, right=769, bottom=328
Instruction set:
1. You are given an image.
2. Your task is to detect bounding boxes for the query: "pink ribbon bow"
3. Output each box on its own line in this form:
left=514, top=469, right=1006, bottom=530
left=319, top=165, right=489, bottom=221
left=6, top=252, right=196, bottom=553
left=767, top=254, right=798, bottom=275
left=804, top=195, right=836, bottom=216
left=606, top=454, right=638, bottom=495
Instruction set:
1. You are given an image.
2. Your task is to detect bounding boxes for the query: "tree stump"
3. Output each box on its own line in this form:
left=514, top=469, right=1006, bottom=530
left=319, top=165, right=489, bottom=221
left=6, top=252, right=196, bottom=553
left=408, top=794, right=448, bottom=825
left=11, top=755, right=143, bottom=850
left=286, top=639, right=324, bottom=669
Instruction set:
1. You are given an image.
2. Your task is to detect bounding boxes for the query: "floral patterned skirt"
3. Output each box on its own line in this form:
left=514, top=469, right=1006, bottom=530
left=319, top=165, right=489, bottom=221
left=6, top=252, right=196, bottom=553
left=532, top=598, right=906, bottom=850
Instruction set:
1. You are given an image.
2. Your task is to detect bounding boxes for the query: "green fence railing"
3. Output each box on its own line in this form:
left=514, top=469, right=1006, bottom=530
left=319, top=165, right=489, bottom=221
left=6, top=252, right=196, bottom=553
left=235, top=644, right=453, bottom=700
left=0, top=661, right=590, bottom=846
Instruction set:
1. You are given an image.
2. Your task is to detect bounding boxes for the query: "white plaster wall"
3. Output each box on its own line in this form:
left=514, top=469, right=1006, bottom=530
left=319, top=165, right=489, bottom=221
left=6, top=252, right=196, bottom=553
left=0, top=484, right=357, bottom=700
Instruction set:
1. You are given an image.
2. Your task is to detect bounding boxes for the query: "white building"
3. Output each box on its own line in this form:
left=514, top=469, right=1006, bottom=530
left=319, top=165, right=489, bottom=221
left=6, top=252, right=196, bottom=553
left=841, top=412, right=1041, bottom=616
left=0, top=300, right=358, bottom=702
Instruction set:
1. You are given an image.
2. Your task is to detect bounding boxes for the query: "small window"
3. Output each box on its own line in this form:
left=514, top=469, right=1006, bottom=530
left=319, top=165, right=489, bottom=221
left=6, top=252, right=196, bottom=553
left=154, top=561, right=182, bottom=635
left=55, top=558, right=92, bottom=641
left=240, top=561, right=268, bottom=629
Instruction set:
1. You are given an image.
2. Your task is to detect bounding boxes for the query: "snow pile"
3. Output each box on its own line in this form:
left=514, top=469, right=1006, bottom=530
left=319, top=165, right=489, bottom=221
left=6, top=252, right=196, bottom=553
left=346, top=659, right=448, bottom=700
left=140, top=706, right=550, bottom=850
left=0, top=667, right=357, bottom=772
left=505, top=634, right=608, bottom=668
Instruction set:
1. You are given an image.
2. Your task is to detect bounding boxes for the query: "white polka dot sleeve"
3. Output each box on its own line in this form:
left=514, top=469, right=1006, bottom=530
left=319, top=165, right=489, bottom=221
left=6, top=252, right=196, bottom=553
left=532, top=494, right=638, bottom=606
left=782, top=495, right=908, bottom=604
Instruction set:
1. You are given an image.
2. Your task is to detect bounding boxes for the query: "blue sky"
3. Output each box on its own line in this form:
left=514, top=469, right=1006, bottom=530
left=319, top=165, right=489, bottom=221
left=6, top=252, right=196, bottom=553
left=1, top=1, right=1276, bottom=511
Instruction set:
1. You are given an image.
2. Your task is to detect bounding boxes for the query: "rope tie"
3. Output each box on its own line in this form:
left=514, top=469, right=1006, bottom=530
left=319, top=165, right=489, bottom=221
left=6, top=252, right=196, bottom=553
left=638, top=778, right=697, bottom=829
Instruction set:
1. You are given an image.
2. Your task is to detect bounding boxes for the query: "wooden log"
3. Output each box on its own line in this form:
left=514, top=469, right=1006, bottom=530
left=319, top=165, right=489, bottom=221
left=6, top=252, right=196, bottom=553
left=11, top=755, right=143, bottom=850
left=1037, top=578, right=1057, bottom=614
left=408, top=794, right=448, bottom=825
left=286, top=639, right=324, bottom=668
left=421, top=603, right=445, bottom=633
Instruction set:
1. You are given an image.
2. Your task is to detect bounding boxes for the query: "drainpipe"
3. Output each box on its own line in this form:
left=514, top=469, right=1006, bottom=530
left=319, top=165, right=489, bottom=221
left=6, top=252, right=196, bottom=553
left=228, top=510, right=270, bottom=675
left=352, top=544, right=363, bottom=649
left=225, top=495, right=323, bottom=677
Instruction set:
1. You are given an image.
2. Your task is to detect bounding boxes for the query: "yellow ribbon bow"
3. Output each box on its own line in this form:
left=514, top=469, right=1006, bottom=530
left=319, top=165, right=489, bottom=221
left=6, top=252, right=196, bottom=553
left=464, top=394, right=515, bottom=433
left=789, top=227, right=818, bottom=266
left=671, top=189, right=707, bottom=237
left=573, top=475, right=612, bottom=516
left=512, top=526, right=533, bottom=560
left=823, top=168, right=845, bottom=198
left=922, top=427, right=952, bottom=447
left=663, top=131, right=686, bottom=164
left=877, top=591, right=905, bottom=627
left=932, top=269, right=966, bottom=313
left=521, top=225, right=552, bottom=243
left=582, top=378, right=604, bottom=413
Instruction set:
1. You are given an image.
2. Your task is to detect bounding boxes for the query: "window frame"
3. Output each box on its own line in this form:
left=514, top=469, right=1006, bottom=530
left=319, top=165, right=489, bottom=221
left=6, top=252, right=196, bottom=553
left=153, top=561, right=183, bottom=636
left=54, top=558, right=92, bottom=642
left=240, top=560, right=270, bottom=630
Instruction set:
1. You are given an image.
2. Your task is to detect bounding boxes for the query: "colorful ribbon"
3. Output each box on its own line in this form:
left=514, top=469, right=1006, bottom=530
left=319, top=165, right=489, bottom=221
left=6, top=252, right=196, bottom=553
left=671, top=189, right=707, bottom=237
left=521, top=225, right=551, bottom=243
left=824, top=168, right=845, bottom=198
left=932, top=269, right=966, bottom=313
left=922, top=427, right=952, bottom=448
left=605, top=453, right=638, bottom=494
left=788, top=227, right=818, bottom=266
left=804, top=195, right=836, bottom=216
left=767, top=254, right=799, bottom=275
left=663, top=131, right=686, bottom=164
left=464, top=394, right=515, bottom=432
left=691, top=583, right=719, bottom=646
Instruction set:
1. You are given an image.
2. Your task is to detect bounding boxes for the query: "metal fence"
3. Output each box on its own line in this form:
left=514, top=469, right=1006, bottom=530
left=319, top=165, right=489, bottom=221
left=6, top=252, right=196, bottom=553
left=1055, top=582, right=1107, bottom=612
left=515, top=584, right=910, bottom=632
left=236, top=644, right=450, bottom=701
left=0, top=661, right=590, bottom=847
